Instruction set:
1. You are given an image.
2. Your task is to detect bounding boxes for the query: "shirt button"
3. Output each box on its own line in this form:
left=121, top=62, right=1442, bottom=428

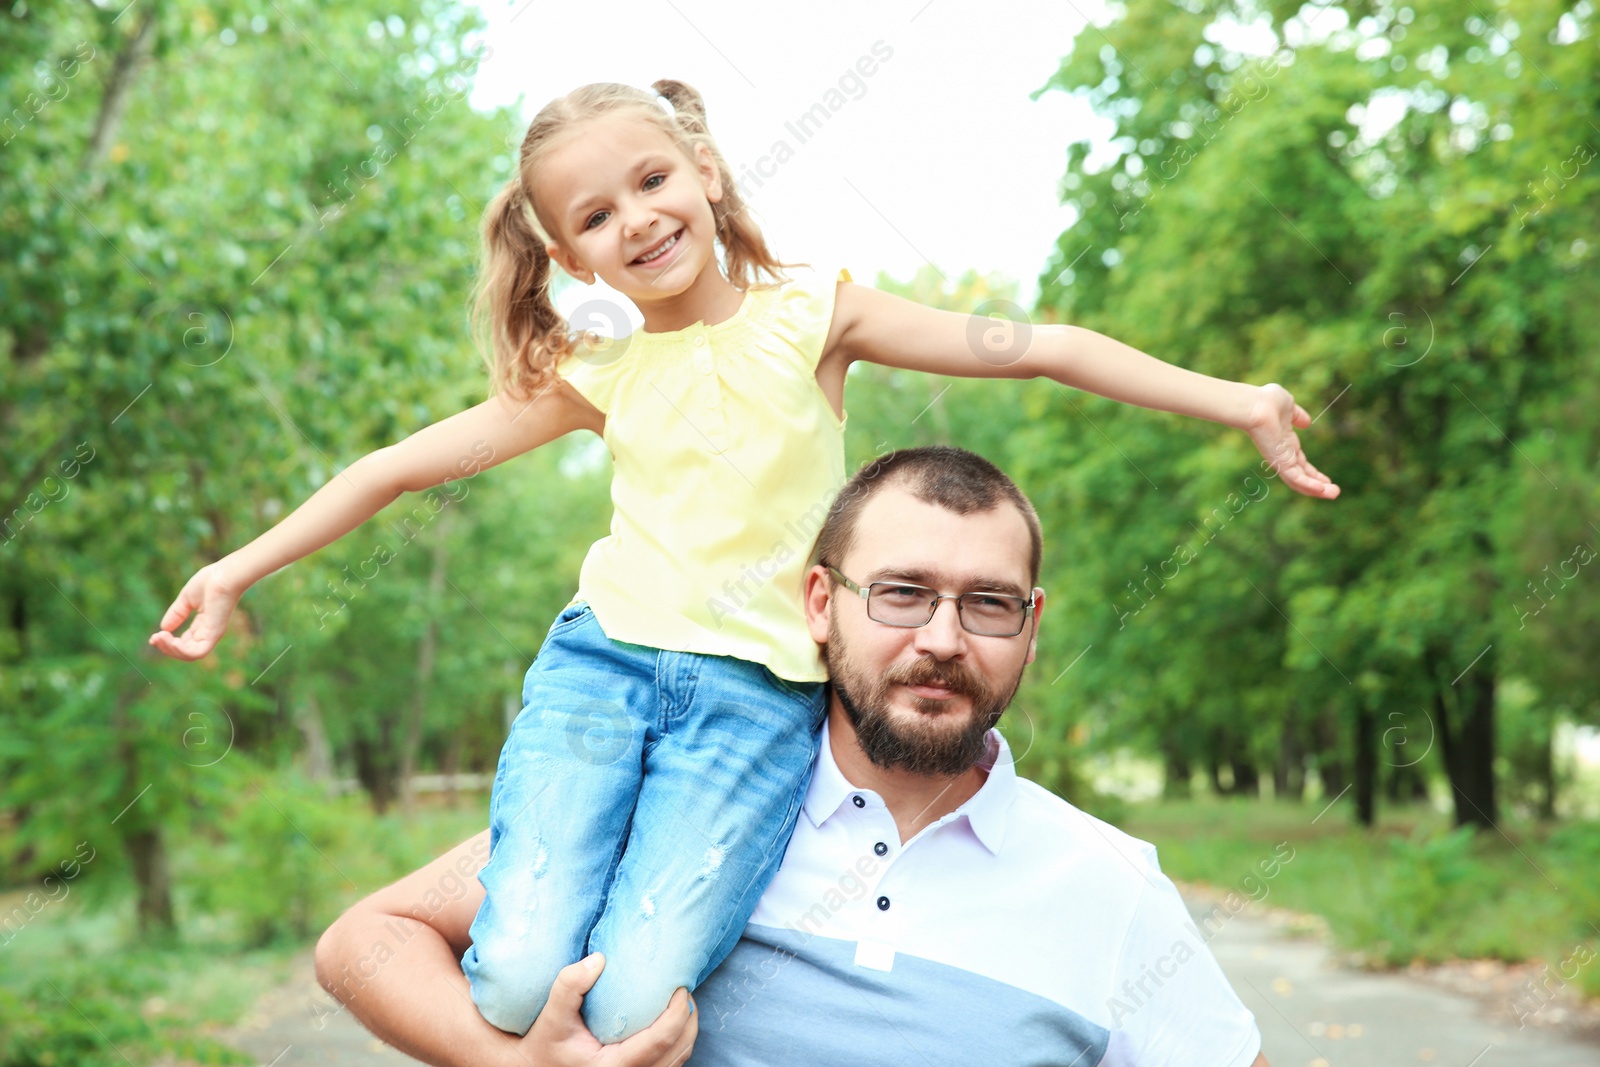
left=694, top=358, right=712, bottom=375
left=873, top=841, right=888, bottom=856
left=693, top=335, right=706, bottom=347
left=876, top=896, right=890, bottom=911
left=851, top=795, right=865, bottom=808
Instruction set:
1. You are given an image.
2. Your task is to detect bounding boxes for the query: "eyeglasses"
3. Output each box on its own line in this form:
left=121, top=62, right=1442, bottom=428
left=824, top=565, right=1037, bottom=638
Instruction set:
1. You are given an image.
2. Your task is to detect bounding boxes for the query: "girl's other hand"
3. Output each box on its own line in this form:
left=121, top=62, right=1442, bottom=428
left=147, top=561, right=245, bottom=661
left=1245, top=383, right=1341, bottom=500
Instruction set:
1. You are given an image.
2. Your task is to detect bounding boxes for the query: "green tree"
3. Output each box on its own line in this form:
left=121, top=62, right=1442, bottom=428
left=0, top=0, right=547, bottom=932
left=1030, top=0, right=1598, bottom=827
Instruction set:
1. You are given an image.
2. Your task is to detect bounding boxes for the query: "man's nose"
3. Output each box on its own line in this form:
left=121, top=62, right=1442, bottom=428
left=912, top=597, right=967, bottom=659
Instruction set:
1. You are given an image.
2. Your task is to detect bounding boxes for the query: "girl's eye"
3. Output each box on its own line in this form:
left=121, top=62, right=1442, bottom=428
left=643, top=173, right=665, bottom=190
left=584, top=211, right=608, bottom=231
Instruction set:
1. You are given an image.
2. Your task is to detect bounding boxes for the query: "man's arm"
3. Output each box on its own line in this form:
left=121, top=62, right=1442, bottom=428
left=313, top=830, right=696, bottom=1067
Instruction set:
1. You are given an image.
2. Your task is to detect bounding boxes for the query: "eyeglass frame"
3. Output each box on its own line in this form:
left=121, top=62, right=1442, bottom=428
left=822, top=564, right=1041, bottom=638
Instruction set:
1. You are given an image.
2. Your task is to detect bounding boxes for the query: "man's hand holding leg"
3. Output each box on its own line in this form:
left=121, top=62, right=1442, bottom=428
left=313, top=830, right=697, bottom=1067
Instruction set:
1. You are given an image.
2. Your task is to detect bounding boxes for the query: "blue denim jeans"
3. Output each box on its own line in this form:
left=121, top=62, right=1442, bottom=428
left=461, top=601, right=827, bottom=1043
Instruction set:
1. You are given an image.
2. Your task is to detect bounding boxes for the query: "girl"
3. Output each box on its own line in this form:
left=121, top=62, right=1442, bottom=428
left=150, top=79, right=1337, bottom=1045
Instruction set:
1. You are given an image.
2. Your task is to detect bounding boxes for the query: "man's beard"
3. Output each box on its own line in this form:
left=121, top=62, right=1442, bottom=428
left=823, top=606, right=1026, bottom=776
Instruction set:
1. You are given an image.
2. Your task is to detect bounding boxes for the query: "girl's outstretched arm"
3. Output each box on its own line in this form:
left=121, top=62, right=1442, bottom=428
left=148, top=381, right=601, bottom=660
left=824, top=283, right=1339, bottom=500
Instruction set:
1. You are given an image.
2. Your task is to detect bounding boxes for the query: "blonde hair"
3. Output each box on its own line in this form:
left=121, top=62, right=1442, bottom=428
left=471, top=79, right=803, bottom=399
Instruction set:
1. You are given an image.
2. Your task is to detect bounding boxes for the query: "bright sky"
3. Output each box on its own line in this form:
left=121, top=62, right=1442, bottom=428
left=460, top=0, right=1108, bottom=313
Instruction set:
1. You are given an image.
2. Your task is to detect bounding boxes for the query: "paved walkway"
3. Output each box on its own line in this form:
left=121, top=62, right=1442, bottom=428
left=224, top=904, right=1600, bottom=1066
left=1204, top=903, right=1599, bottom=1067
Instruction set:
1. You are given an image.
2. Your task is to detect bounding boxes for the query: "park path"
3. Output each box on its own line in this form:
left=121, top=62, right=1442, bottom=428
left=1202, top=899, right=1600, bottom=1066
left=221, top=956, right=413, bottom=1067
left=223, top=900, right=1600, bottom=1066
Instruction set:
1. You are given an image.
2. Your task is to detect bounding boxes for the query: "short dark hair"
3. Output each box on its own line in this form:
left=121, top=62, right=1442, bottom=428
left=811, top=446, right=1042, bottom=585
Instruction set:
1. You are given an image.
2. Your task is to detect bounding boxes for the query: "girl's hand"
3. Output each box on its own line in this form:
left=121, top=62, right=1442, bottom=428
left=516, top=953, right=697, bottom=1067
left=1244, top=383, right=1340, bottom=499
left=147, top=561, right=245, bottom=661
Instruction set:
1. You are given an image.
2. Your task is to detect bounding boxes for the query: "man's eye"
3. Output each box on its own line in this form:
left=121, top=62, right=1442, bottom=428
left=970, top=595, right=1011, bottom=609
left=879, top=586, right=926, bottom=602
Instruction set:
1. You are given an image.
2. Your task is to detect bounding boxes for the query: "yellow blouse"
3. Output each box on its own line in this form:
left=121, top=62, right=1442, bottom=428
left=555, top=265, right=853, bottom=682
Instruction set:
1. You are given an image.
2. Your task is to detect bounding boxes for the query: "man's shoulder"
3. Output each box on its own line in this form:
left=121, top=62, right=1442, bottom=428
left=1008, top=774, right=1162, bottom=881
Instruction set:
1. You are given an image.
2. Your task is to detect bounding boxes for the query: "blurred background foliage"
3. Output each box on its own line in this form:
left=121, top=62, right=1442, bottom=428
left=1, top=0, right=1597, bottom=1060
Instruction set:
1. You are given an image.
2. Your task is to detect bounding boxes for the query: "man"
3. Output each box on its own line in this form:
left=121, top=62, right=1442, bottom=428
left=316, top=446, right=1269, bottom=1067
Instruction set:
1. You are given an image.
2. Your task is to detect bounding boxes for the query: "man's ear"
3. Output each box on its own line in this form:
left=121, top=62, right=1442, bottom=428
left=1023, top=589, right=1046, bottom=667
left=803, top=564, right=832, bottom=644
left=545, top=241, right=595, bottom=285
left=695, top=142, right=723, bottom=204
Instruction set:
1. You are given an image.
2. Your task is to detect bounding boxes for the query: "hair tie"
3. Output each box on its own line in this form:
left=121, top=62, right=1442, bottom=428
left=655, top=93, right=677, bottom=120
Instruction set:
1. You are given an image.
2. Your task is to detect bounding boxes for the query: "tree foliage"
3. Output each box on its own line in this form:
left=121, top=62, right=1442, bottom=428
left=1, top=0, right=610, bottom=935
left=1024, top=0, right=1599, bottom=827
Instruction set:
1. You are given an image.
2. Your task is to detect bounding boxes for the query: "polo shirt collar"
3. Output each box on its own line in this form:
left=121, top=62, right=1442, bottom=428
left=803, top=716, right=1019, bottom=855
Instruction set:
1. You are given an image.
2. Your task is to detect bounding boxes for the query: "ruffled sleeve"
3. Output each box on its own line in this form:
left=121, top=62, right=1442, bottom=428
left=555, top=335, right=628, bottom=414
left=770, top=264, right=852, bottom=371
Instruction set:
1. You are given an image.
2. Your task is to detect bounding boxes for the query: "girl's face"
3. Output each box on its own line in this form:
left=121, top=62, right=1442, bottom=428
left=534, top=111, right=724, bottom=303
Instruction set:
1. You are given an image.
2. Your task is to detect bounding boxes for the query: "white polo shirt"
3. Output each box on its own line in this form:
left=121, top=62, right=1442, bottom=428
left=690, top=719, right=1261, bottom=1066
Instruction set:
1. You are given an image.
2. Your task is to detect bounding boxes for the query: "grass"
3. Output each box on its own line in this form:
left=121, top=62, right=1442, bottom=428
left=1115, top=797, right=1600, bottom=996
left=1, top=792, right=489, bottom=1067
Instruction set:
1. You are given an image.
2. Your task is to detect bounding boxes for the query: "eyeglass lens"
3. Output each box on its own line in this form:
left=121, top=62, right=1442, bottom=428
left=866, top=583, right=1027, bottom=636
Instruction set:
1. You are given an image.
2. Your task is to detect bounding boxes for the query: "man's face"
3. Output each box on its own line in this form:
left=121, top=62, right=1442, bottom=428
left=805, top=485, right=1044, bottom=776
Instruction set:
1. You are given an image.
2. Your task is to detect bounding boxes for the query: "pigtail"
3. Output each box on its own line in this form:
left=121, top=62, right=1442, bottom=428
left=652, top=79, right=804, bottom=291
left=471, top=178, right=571, bottom=399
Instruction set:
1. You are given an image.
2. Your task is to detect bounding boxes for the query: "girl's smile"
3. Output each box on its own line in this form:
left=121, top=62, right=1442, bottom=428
left=630, top=226, right=684, bottom=268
